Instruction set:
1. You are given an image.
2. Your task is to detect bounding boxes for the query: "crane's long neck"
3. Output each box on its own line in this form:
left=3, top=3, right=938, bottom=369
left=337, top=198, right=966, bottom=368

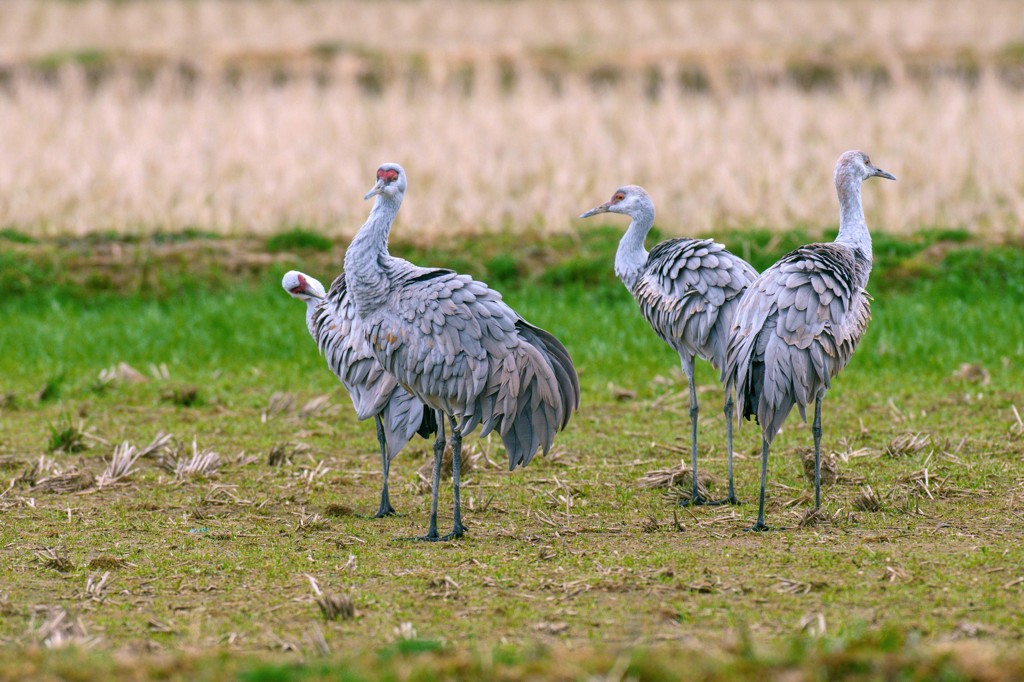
left=304, top=299, right=321, bottom=339
left=834, top=173, right=872, bottom=274
left=344, top=195, right=400, bottom=315
left=615, top=203, right=654, bottom=291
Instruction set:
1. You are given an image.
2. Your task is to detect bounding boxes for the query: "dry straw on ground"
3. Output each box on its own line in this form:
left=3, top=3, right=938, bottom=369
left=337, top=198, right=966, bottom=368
left=1, top=0, right=1023, bottom=237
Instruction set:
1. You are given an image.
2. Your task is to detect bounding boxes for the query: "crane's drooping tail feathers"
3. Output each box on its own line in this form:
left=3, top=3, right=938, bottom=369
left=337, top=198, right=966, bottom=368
left=514, top=321, right=580, bottom=429
left=483, top=321, right=579, bottom=471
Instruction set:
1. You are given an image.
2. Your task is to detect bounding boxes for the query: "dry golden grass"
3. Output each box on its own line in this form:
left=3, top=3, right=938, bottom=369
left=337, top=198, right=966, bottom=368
left=1, top=0, right=1022, bottom=238
left=3, top=0, right=1023, bottom=62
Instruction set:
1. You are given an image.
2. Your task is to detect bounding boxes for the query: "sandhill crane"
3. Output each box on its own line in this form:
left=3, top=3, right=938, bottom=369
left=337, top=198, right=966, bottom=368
left=580, top=186, right=757, bottom=505
left=725, top=150, right=895, bottom=531
left=282, top=270, right=437, bottom=518
left=343, top=163, right=580, bottom=541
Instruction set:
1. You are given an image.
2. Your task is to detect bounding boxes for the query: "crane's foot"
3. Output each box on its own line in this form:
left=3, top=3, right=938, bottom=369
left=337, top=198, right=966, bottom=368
left=711, top=494, right=742, bottom=506
left=410, top=531, right=442, bottom=542
left=744, top=521, right=771, bottom=532
left=679, top=494, right=714, bottom=507
left=370, top=506, right=399, bottom=519
left=439, top=529, right=465, bottom=542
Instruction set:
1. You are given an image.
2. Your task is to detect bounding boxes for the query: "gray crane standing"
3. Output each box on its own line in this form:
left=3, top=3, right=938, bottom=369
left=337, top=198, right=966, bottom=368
left=343, top=163, right=580, bottom=541
left=282, top=270, right=436, bottom=518
left=580, top=186, right=757, bottom=505
left=725, top=150, right=895, bottom=531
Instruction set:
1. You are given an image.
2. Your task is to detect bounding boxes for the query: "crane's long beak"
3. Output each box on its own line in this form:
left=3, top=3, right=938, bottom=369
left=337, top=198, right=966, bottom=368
left=364, top=179, right=386, bottom=200
left=872, top=166, right=896, bottom=181
left=579, top=203, right=610, bottom=219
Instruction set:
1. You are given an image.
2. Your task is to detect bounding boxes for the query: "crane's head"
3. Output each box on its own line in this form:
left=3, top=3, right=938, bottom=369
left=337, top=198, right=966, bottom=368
left=282, top=270, right=326, bottom=302
left=579, top=185, right=653, bottom=220
left=835, top=150, right=896, bottom=186
left=364, top=163, right=407, bottom=201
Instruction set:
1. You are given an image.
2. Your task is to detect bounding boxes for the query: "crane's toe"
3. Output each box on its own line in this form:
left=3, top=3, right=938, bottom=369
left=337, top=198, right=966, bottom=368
left=370, top=506, right=399, bottom=519
left=711, top=494, right=742, bottom=506
left=679, top=494, right=714, bottom=507
left=744, top=522, right=771, bottom=532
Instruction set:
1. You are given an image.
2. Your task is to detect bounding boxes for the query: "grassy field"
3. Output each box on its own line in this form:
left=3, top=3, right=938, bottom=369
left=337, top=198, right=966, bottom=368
left=1, top=228, right=1023, bottom=679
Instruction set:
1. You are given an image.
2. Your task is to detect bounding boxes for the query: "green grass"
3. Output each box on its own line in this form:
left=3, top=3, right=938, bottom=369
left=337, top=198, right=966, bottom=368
left=0, top=230, right=1023, bottom=678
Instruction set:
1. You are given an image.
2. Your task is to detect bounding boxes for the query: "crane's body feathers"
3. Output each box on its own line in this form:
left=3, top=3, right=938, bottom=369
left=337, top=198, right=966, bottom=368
left=362, top=262, right=579, bottom=471
left=312, top=274, right=436, bottom=461
left=634, top=237, right=757, bottom=372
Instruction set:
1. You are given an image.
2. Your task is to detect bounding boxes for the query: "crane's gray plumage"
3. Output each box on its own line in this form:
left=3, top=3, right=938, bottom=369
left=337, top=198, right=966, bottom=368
left=344, top=163, right=580, bottom=541
left=282, top=269, right=436, bottom=518
left=580, top=185, right=756, bottom=505
left=725, top=150, right=895, bottom=531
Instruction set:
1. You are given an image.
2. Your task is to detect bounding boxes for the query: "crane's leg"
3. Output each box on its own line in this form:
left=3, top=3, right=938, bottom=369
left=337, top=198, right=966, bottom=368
left=441, top=414, right=465, bottom=541
left=712, top=395, right=741, bottom=505
left=371, top=415, right=397, bottom=518
left=413, top=411, right=446, bottom=541
left=679, top=360, right=710, bottom=506
left=746, top=436, right=771, bottom=532
left=812, top=393, right=824, bottom=510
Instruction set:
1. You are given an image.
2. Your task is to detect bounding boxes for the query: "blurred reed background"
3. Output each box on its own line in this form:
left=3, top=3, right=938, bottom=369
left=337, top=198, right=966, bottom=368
left=0, top=0, right=1022, bottom=239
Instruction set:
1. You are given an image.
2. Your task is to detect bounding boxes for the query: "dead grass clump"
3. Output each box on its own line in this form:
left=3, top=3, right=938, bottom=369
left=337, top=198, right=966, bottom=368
left=299, top=395, right=334, bottom=418
left=20, top=455, right=58, bottom=486
left=323, top=504, right=356, bottom=518
left=951, top=363, right=991, bottom=385
left=35, top=548, right=74, bottom=573
left=306, top=575, right=355, bottom=621
left=30, top=606, right=98, bottom=648
left=800, top=449, right=838, bottom=486
left=96, top=441, right=143, bottom=487
left=137, top=432, right=175, bottom=460
left=416, top=443, right=482, bottom=493
left=533, top=621, right=570, bottom=635
left=881, top=565, right=910, bottom=582
left=887, top=432, right=932, bottom=458
left=87, top=555, right=126, bottom=570
left=96, top=362, right=148, bottom=387
left=268, top=442, right=309, bottom=467
left=295, top=511, right=328, bottom=533
left=161, top=438, right=221, bottom=480
left=852, top=485, right=883, bottom=512
left=771, top=576, right=825, bottom=595
left=896, top=467, right=968, bottom=500
left=638, top=462, right=716, bottom=504
left=161, top=384, right=202, bottom=407
left=262, top=392, right=295, bottom=421
left=796, top=506, right=844, bottom=528
left=427, top=575, right=462, bottom=600
left=31, top=468, right=96, bottom=494
left=83, top=572, right=112, bottom=602
left=267, top=443, right=290, bottom=467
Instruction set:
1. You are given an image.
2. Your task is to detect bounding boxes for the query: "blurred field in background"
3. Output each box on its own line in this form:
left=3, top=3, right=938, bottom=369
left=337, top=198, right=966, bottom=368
left=1, top=0, right=1023, bottom=238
